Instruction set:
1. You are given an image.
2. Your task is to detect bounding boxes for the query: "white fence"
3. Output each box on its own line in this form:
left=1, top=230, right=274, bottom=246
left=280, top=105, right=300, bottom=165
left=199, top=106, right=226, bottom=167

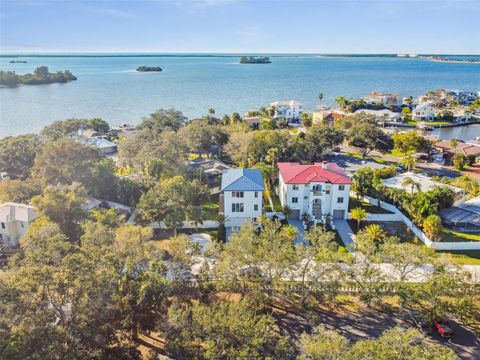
left=358, top=195, right=480, bottom=251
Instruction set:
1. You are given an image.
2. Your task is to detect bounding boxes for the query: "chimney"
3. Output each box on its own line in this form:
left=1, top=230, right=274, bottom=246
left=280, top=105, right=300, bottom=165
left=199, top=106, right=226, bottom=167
left=321, top=161, right=328, bottom=169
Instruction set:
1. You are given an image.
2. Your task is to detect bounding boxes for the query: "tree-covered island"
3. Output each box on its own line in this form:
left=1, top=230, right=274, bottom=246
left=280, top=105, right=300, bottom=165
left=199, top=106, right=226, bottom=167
left=0, top=66, right=77, bottom=87
left=136, top=66, right=163, bottom=72
left=239, top=56, right=271, bottom=64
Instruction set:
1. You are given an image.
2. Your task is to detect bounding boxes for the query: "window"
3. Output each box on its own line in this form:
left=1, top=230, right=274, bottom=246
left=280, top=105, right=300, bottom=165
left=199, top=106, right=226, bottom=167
left=232, top=191, right=244, bottom=198
left=337, top=197, right=344, bottom=204
left=292, top=185, right=299, bottom=190
left=339, top=185, right=345, bottom=191
left=304, top=196, right=308, bottom=200
left=20, top=222, right=24, bottom=228
left=326, top=190, right=330, bottom=195
left=254, top=191, right=258, bottom=198
left=292, top=197, right=298, bottom=203
left=0, top=222, right=4, bottom=229
left=254, top=204, right=259, bottom=211
left=231, top=203, right=244, bottom=212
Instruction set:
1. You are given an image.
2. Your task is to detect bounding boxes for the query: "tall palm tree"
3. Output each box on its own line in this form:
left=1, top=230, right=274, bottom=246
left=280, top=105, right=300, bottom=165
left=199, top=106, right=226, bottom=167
left=401, top=176, right=421, bottom=194
left=364, top=223, right=386, bottom=244
left=402, top=155, right=416, bottom=172
left=454, top=175, right=479, bottom=197
left=335, top=96, right=347, bottom=110
left=350, top=207, right=367, bottom=231
left=450, top=138, right=458, bottom=154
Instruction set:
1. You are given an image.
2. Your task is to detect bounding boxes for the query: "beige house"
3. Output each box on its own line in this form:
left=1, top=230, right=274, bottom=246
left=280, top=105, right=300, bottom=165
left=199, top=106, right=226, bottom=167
left=0, top=202, right=38, bottom=248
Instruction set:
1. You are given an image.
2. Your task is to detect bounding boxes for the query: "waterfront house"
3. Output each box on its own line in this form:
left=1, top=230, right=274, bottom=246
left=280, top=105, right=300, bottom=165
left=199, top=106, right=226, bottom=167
left=382, top=172, right=461, bottom=194
left=270, top=100, right=304, bottom=122
left=0, top=202, right=38, bottom=248
left=363, top=93, right=401, bottom=108
left=220, top=169, right=264, bottom=227
left=243, top=116, right=262, bottom=128
left=435, top=140, right=480, bottom=160
left=353, top=108, right=402, bottom=122
left=278, top=162, right=351, bottom=223
left=84, top=136, right=117, bottom=155
left=412, top=103, right=435, bottom=121
left=448, top=90, right=479, bottom=105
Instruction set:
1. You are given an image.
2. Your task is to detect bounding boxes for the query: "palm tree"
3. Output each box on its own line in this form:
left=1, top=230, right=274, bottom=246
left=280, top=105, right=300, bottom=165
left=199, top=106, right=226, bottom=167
left=282, top=205, right=292, bottom=220
left=188, top=205, right=204, bottom=231
left=318, top=92, right=324, bottom=105
left=207, top=108, right=215, bottom=117
left=259, top=106, right=267, bottom=116
left=401, top=176, right=421, bottom=194
left=454, top=175, right=479, bottom=197
left=335, top=96, right=348, bottom=110
left=364, top=223, right=386, bottom=244
left=300, top=113, right=312, bottom=128
left=450, top=138, right=458, bottom=154
left=350, top=207, right=367, bottom=231
left=401, top=155, right=416, bottom=172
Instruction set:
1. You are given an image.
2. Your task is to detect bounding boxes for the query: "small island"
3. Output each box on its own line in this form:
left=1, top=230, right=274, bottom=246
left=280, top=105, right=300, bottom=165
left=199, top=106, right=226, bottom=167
left=9, top=60, right=27, bottom=63
left=421, top=55, right=480, bottom=64
left=0, top=66, right=77, bottom=87
left=239, top=56, right=271, bottom=64
left=136, top=66, right=163, bottom=72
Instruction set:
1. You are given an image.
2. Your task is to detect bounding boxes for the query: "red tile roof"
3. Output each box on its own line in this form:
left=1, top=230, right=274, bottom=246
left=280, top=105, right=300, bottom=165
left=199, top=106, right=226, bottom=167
left=278, top=162, right=352, bottom=185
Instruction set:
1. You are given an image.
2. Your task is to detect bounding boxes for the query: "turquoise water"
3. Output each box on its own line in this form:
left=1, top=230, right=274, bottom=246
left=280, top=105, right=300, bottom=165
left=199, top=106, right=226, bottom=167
left=1, top=54, right=479, bottom=137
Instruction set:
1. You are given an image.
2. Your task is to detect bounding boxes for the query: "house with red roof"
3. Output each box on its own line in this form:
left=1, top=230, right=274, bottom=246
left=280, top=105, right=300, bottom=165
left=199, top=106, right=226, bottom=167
left=278, top=161, right=352, bottom=223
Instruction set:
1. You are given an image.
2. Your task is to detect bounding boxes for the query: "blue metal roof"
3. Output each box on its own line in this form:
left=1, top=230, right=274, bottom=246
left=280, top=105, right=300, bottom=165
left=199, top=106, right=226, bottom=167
left=221, top=169, right=264, bottom=192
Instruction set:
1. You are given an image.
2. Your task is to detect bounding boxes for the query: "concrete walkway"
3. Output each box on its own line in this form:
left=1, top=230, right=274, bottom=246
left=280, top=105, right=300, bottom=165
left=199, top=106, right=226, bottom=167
left=333, top=219, right=355, bottom=247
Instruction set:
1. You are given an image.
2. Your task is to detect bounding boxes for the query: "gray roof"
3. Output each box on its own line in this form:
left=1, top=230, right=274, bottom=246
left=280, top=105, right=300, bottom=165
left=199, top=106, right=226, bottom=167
left=221, top=169, right=264, bottom=192
left=440, top=199, right=480, bottom=226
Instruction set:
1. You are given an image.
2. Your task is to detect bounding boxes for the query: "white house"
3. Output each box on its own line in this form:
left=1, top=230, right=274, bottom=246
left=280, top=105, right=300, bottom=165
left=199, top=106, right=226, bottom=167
left=220, top=169, right=264, bottom=227
left=278, top=162, right=352, bottom=223
left=354, top=108, right=402, bottom=122
left=270, top=100, right=304, bottom=122
left=412, top=103, right=436, bottom=121
left=0, top=202, right=38, bottom=248
left=363, top=93, right=401, bottom=108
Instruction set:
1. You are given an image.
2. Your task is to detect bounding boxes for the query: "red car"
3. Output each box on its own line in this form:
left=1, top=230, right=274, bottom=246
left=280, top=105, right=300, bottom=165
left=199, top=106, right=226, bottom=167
left=434, top=320, right=455, bottom=339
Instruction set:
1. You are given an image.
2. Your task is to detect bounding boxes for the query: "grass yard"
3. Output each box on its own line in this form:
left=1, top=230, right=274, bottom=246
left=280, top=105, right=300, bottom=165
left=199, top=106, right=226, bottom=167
left=348, top=197, right=394, bottom=214
left=442, top=229, right=480, bottom=243
left=265, top=193, right=283, bottom=212
left=436, top=250, right=480, bottom=265
left=406, top=119, right=451, bottom=126
left=202, top=193, right=220, bottom=220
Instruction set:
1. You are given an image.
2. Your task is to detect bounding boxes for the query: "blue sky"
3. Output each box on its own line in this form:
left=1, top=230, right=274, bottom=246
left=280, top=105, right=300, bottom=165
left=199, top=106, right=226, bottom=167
left=1, top=0, right=479, bottom=54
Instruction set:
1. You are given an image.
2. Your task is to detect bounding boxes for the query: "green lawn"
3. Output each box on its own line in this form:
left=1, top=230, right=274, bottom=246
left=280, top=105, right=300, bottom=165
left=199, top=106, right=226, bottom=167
left=202, top=193, right=220, bottom=220
left=406, top=119, right=451, bottom=126
left=442, top=230, right=480, bottom=243
left=265, top=193, right=283, bottom=212
left=436, top=250, right=480, bottom=265
left=348, top=197, right=393, bottom=214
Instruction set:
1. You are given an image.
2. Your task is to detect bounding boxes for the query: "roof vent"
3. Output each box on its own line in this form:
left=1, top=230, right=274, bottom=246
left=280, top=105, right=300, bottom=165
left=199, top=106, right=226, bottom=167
left=321, top=161, right=328, bottom=170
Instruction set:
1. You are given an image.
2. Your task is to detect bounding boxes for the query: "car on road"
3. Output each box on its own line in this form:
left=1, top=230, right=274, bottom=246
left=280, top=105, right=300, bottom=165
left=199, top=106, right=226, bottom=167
left=434, top=154, right=444, bottom=162
left=434, top=319, right=455, bottom=339
left=408, top=311, right=431, bottom=335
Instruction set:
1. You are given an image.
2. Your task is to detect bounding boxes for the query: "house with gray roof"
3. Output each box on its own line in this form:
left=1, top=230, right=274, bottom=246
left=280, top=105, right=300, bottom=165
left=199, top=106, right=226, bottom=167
left=220, top=169, right=264, bottom=227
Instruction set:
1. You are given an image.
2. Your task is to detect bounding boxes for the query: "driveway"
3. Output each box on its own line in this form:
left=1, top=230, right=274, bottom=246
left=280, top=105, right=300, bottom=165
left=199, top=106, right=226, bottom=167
left=333, top=219, right=355, bottom=247
left=288, top=218, right=306, bottom=245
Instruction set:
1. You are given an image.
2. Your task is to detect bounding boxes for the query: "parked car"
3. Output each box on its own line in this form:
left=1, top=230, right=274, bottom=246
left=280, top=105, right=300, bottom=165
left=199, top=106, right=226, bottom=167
left=434, top=154, right=444, bottom=162
left=434, top=320, right=455, bottom=339
left=396, top=165, right=405, bottom=172
left=409, top=311, right=431, bottom=335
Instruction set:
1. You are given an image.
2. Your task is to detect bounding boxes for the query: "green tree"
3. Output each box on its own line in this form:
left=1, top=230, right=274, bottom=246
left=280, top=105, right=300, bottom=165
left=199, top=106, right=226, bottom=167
left=352, top=167, right=374, bottom=198
left=298, top=325, right=349, bottom=360
left=0, top=134, right=41, bottom=178
left=137, top=108, right=187, bottom=134
left=423, top=214, right=443, bottom=241
left=350, top=207, right=367, bottom=231
left=402, top=106, right=412, bottom=121
left=166, top=298, right=293, bottom=359
left=32, top=139, right=102, bottom=188
left=453, top=153, right=468, bottom=170
left=347, top=121, right=393, bottom=158
left=303, top=124, right=344, bottom=161
left=32, top=183, right=87, bottom=241
left=364, top=223, right=386, bottom=244
left=301, top=113, right=312, bottom=128
left=401, top=154, right=416, bottom=171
